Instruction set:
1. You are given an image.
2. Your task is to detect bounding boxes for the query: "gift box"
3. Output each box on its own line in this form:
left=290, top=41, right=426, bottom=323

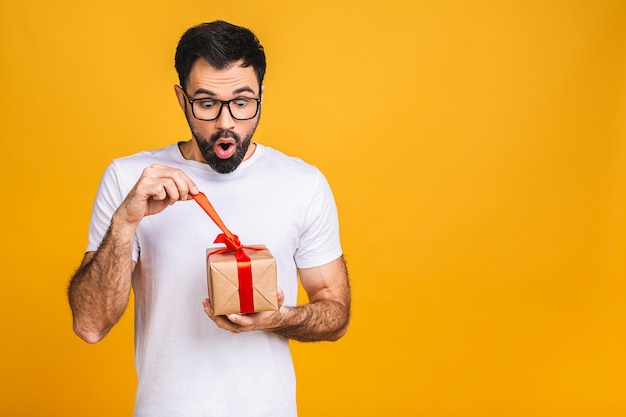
left=191, top=191, right=278, bottom=316
left=207, top=245, right=278, bottom=315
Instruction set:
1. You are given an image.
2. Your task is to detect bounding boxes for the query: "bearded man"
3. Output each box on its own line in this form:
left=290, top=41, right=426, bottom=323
left=68, top=20, right=350, bottom=417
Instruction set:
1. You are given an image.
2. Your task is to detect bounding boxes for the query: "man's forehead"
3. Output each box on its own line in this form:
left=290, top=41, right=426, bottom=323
left=187, top=59, right=258, bottom=95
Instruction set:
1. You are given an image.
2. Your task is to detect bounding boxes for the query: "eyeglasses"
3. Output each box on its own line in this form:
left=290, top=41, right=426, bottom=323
left=182, top=90, right=261, bottom=121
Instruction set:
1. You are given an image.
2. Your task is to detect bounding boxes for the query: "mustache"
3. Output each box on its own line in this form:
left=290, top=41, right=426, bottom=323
left=210, top=130, right=239, bottom=142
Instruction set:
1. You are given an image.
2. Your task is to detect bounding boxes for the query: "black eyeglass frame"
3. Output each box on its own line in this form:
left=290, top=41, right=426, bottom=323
left=181, top=89, right=261, bottom=121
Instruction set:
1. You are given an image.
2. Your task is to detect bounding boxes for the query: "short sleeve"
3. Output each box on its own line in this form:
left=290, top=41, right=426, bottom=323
left=294, top=170, right=343, bottom=269
left=86, top=162, right=140, bottom=261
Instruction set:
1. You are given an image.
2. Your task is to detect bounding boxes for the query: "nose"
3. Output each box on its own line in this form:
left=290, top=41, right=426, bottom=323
left=215, top=102, right=235, bottom=131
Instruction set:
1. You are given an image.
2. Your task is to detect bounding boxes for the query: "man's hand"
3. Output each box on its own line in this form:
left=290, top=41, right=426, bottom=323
left=117, top=164, right=199, bottom=226
left=202, top=288, right=286, bottom=334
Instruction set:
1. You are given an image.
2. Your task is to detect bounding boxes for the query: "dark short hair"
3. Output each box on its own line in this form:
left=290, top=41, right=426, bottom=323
left=174, top=20, right=266, bottom=92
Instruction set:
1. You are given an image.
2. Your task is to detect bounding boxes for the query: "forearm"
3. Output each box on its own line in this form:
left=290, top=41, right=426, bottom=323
left=68, top=215, right=136, bottom=343
left=272, top=298, right=350, bottom=342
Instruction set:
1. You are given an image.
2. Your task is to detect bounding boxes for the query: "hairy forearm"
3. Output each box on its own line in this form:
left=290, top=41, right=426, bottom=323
left=68, top=216, right=135, bottom=343
left=273, top=299, right=350, bottom=342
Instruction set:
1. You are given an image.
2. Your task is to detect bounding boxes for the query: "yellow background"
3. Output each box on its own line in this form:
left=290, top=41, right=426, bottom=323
left=1, top=1, right=625, bottom=416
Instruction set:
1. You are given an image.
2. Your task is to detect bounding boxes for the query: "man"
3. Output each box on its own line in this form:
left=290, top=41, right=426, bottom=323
left=68, top=20, right=350, bottom=417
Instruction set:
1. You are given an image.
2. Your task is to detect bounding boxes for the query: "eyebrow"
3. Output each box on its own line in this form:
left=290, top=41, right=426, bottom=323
left=192, top=86, right=257, bottom=96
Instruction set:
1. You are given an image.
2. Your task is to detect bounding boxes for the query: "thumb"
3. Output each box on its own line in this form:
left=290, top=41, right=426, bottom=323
left=276, top=287, right=285, bottom=308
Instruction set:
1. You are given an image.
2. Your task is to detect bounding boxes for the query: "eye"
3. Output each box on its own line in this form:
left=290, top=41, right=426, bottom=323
left=197, top=99, right=216, bottom=109
left=232, top=98, right=250, bottom=108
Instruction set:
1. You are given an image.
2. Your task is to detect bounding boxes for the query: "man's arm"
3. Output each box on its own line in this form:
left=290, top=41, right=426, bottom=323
left=68, top=164, right=199, bottom=343
left=203, top=256, right=351, bottom=342
left=273, top=256, right=350, bottom=341
left=68, top=219, right=136, bottom=344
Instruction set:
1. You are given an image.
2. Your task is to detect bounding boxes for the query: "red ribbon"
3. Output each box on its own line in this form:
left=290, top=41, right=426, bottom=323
left=192, top=192, right=257, bottom=314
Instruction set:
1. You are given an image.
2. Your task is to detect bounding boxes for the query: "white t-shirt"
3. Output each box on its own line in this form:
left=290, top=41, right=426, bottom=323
left=86, top=143, right=343, bottom=417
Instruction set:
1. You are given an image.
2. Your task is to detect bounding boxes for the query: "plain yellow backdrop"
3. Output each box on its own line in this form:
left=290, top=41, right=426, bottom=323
left=1, top=1, right=625, bottom=416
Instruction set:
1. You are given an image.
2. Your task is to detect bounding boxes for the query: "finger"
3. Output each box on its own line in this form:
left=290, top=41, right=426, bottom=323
left=141, top=165, right=197, bottom=202
left=276, top=286, right=285, bottom=307
left=159, top=177, right=182, bottom=205
left=202, top=298, right=213, bottom=315
left=202, top=299, right=243, bottom=332
left=217, top=316, right=242, bottom=332
left=151, top=165, right=199, bottom=200
left=226, top=314, right=252, bottom=327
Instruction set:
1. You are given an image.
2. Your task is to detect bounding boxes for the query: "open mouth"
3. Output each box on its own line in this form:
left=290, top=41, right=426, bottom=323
left=214, top=138, right=237, bottom=159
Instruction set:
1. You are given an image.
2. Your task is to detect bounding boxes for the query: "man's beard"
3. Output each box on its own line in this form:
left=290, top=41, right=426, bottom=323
left=187, top=111, right=259, bottom=174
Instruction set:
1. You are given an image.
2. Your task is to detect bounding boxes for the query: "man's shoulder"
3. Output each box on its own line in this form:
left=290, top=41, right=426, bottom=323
left=111, top=144, right=177, bottom=171
left=113, top=144, right=178, bottom=164
left=256, top=144, right=321, bottom=177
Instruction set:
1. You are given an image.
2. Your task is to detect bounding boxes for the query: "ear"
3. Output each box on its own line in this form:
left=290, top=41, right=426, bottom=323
left=260, top=84, right=265, bottom=105
left=174, top=85, right=186, bottom=112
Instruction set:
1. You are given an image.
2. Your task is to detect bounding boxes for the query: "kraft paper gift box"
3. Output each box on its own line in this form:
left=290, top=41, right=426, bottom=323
left=207, top=245, right=279, bottom=315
